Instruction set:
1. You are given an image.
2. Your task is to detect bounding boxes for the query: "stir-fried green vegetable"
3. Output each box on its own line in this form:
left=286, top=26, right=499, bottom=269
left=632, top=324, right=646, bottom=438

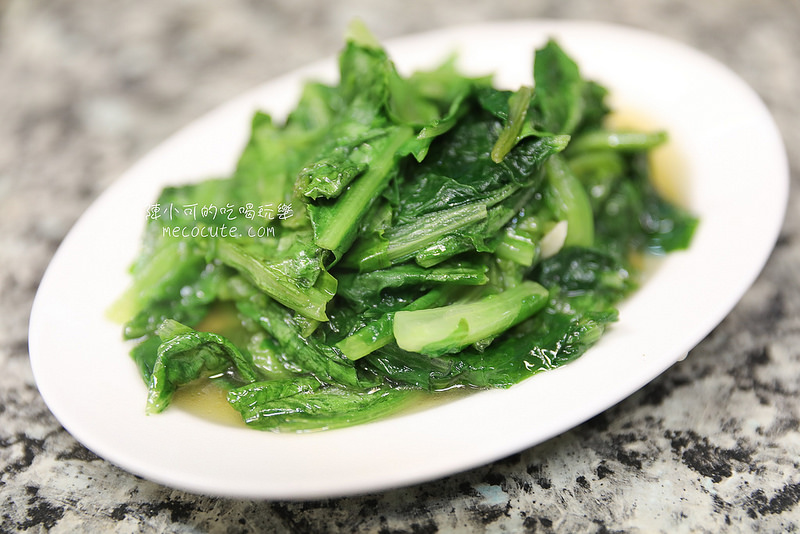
left=112, top=22, right=697, bottom=432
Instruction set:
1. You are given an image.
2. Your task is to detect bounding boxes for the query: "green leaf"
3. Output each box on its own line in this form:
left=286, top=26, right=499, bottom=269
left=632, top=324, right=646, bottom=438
left=533, top=40, right=586, bottom=135
left=146, top=320, right=258, bottom=414
left=216, top=240, right=335, bottom=322
left=228, top=382, right=413, bottom=432
left=236, top=297, right=363, bottom=388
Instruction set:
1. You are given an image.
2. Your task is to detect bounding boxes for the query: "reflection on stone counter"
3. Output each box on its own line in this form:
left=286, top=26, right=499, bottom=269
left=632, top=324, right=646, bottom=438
left=1, top=0, right=799, bottom=531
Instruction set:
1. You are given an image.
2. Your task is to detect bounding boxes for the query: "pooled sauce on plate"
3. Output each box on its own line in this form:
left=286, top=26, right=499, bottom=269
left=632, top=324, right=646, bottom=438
left=172, top=379, right=244, bottom=427
left=608, top=108, right=689, bottom=205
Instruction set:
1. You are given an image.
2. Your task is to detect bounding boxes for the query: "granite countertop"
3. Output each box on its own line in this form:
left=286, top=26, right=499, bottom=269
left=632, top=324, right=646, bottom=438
left=1, top=0, right=798, bottom=532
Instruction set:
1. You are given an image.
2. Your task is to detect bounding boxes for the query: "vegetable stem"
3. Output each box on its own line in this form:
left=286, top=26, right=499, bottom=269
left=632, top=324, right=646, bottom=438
left=393, top=281, right=549, bottom=356
left=311, top=126, right=414, bottom=259
left=545, top=154, right=595, bottom=248
left=336, top=287, right=454, bottom=360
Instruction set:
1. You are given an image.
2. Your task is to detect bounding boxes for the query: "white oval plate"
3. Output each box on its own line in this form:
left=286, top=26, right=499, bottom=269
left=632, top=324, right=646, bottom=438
left=29, top=20, right=788, bottom=499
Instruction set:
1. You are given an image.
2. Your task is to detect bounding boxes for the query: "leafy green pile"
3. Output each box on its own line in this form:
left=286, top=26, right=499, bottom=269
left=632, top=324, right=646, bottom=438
left=112, top=22, right=697, bottom=432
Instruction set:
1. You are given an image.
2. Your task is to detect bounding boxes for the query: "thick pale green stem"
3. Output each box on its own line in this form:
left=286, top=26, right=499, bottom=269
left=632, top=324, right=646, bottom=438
left=393, top=281, right=549, bottom=356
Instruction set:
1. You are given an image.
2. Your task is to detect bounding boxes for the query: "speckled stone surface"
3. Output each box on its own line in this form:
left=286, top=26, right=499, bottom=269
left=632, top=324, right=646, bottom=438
left=1, top=1, right=799, bottom=532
